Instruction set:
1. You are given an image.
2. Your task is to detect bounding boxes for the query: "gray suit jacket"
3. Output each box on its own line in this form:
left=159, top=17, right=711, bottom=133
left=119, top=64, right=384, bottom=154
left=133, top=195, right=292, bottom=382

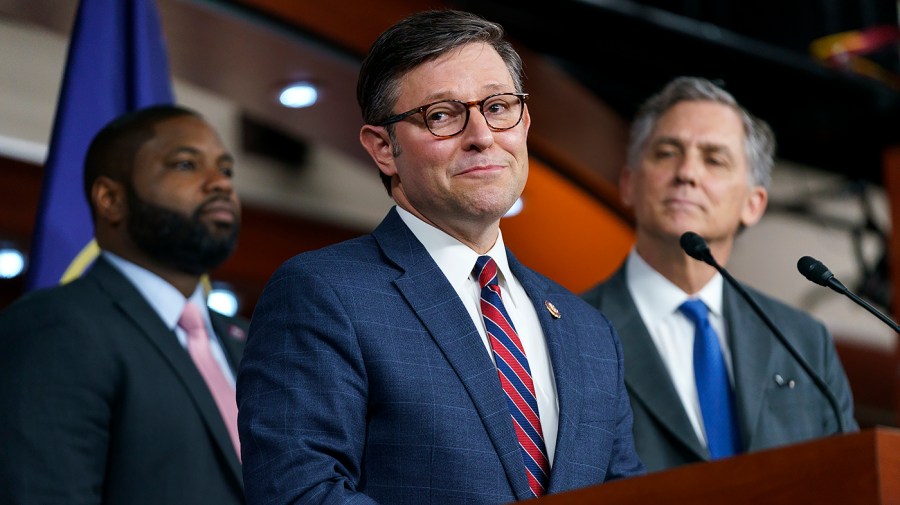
left=581, top=260, right=857, bottom=472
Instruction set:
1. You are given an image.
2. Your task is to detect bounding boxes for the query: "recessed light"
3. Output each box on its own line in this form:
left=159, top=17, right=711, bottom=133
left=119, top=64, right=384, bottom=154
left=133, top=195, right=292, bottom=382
left=0, top=246, right=26, bottom=279
left=207, top=283, right=240, bottom=316
left=278, top=82, right=318, bottom=108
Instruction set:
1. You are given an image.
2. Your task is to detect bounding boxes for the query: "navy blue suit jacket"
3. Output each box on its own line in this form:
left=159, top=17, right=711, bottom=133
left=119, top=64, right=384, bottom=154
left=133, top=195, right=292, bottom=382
left=237, top=208, right=644, bottom=505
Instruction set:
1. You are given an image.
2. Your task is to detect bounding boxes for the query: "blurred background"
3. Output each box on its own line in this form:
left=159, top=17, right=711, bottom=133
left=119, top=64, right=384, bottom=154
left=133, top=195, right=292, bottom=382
left=0, top=0, right=898, bottom=425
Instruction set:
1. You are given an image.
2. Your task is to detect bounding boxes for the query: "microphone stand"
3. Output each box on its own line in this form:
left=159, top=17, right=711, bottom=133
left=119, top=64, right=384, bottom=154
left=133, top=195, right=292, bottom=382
left=839, top=288, right=900, bottom=333
left=822, top=278, right=900, bottom=334
left=798, top=255, right=900, bottom=333
left=709, top=263, right=845, bottom=434
left=681, top=233, right=847, bottom=434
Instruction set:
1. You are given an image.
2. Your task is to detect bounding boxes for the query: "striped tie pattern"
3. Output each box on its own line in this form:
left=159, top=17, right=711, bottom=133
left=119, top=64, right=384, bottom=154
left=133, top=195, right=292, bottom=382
left=473, top=255, right=549, bottom=497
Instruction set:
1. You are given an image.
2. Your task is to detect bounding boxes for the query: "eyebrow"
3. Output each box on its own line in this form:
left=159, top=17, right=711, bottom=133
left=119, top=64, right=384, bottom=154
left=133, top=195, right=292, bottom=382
left=651, top=137, right=683, bottom=149
left=170, top=146, right=235, bottom=164
left=697, top=143, right=733, bottom=159
left=170, top=146, right=201, bottom=156
left=652, top=136, right=734, bottom=157
left=418, top=84, right=512, bottom=104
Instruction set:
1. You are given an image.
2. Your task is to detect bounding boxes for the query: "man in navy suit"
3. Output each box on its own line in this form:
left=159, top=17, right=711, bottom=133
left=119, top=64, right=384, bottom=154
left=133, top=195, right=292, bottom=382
left=581, top=77, right=857, bottom=472
left=0, top=105, right=245, bottom=504
left=237, top=9, right=644, bottom=505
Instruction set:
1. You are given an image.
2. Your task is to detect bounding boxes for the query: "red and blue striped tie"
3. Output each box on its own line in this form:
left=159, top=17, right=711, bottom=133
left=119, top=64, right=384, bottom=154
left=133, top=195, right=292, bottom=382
left=474, top=255, right=550, bottom=497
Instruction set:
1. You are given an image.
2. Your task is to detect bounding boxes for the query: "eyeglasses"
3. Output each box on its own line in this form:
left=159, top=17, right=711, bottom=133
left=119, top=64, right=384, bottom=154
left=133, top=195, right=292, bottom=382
left=376, top=92, right=528, bottom=138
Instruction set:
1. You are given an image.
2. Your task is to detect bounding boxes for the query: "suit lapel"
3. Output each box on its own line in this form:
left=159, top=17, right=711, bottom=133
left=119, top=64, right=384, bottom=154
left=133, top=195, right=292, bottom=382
left=89, top=258, right=243, bottom=485
left=507, top=253, right=582, bottom=494
left=601, top=266, right=707, bottom=460
left=372, top=210, right=530, bottom=500
left=722, top=282, right=772, bottom=450
left=210, top=313, right=246, bottom=374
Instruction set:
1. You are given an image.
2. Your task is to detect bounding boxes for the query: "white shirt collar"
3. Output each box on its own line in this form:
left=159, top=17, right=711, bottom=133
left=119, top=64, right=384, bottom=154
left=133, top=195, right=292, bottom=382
left=395, top=205, right=512, bottom=293
left=626, top=248, right=723, bottom=321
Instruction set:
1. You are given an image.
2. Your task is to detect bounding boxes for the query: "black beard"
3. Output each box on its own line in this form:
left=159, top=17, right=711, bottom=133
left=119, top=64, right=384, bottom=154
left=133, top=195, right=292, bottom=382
left=126, top=186, right=240, bottom=275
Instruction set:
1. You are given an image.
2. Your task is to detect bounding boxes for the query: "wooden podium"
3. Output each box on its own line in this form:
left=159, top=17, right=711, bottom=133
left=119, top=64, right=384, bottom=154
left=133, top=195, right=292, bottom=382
left=527, top=427, right=900, bottom=504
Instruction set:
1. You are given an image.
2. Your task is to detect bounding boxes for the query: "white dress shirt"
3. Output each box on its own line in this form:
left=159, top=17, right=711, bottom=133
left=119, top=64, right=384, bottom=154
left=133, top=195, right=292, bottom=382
left=624, top=249, right=734, bottom=446
left=396, top=206, right=559, bottom=465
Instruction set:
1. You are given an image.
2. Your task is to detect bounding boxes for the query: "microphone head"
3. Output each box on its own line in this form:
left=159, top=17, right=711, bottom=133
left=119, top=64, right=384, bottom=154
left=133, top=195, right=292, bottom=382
left=679, top=232, right=714, bottom=265
left=797, top=256, right=833, bottom=287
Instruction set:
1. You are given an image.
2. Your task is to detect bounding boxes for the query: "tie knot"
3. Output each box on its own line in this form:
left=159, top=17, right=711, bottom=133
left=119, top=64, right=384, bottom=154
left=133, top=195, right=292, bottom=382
left=679, top=299, right=709, bottom=326
left=178, top=301, right=206, bottom=334
left=473, top=255, right=499, bottom=289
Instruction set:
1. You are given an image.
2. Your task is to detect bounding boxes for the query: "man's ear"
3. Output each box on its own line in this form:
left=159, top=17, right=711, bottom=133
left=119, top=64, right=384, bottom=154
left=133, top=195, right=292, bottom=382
left=92, top=176, right=126, bottom=225
left=740, top=185, right=769, bottom=228
left=359, top=125, right=397, bottom=178
left=521, top=105, right=531, bottom=134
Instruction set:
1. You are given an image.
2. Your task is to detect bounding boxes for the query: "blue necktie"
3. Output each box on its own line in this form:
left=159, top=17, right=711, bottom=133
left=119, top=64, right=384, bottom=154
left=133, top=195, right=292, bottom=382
left=679, top=299, right=741, bottom=459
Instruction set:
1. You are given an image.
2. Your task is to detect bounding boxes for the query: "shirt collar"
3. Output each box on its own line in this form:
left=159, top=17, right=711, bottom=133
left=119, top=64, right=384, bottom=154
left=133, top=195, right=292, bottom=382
left=626, top=248, right=723, bottom=321
left=102, top=251, right=207, bottom=330
left=395, top=205, right=511, bottom=290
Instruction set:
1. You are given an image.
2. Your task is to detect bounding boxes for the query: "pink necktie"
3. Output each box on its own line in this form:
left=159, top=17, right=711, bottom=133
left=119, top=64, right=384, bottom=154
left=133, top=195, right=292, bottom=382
left=179, top=301, right=241, bottom=460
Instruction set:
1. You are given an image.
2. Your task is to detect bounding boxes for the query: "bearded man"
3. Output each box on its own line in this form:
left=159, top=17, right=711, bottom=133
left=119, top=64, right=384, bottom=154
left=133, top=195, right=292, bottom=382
left=0, top=105, right=246, bottom=505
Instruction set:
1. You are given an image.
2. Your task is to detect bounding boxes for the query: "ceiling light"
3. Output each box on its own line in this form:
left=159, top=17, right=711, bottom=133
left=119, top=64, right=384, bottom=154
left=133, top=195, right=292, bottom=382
left=207, top=283, right=240, bottom=317
left=0, top=245, right=26, bottom=279
left=278, top=82, right=318, bottom=108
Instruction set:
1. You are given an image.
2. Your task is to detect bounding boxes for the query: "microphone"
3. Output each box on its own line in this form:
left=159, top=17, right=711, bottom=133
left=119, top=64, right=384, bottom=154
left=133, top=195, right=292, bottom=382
left=797, top=256, right=900, bottom=334
left=680, top=232, right=846, bottom=434
left=796, top=256, right=848, bottom=293
left=679, top=230, right=715, bottom=265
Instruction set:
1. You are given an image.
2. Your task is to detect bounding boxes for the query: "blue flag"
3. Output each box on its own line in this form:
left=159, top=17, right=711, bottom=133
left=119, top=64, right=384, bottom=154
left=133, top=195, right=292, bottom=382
left=26, top=0, right=174, bottom=290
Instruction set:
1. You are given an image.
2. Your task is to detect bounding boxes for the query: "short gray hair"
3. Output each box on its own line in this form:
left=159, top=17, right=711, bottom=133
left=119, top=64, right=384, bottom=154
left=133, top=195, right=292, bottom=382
left=627, top=76, right=775, bottom=189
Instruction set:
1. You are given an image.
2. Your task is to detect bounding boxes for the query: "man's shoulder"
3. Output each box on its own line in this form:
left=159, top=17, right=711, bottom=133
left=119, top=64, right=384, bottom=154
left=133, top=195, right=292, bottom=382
left=266, top=234, right=391, bottom=282
left=1, top=273, right=103, bottom=321
left=740, top=283, right=822, bottom=325
left=0, top=273, right=117, bottom=348
left=580, top=264, right=627, bottom=309
left=581, top=279, right=612, bottom=307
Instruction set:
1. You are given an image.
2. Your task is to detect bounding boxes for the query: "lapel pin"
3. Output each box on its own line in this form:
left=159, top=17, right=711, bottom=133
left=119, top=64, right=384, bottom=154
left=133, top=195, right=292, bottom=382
left=774, top=374, right=795, bottom=389
left=228, top=325, right=247, bottom=341
left=544, top=300, right=561, bottom=319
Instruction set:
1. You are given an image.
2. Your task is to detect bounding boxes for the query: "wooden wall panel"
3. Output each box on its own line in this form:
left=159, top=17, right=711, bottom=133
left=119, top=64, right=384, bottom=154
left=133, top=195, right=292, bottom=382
left=503, top=158, right=633, bottom=294
left=0, top=157, right=42, bottom=242
left=0, top=153, right=633, bottom=318
left=235, top=0, right=451, bottom=56
left=0, top=157, right=40, bottom=309
left=0, top=155, right=366, bottom=318
left=883, top=145, right=900, bottom=425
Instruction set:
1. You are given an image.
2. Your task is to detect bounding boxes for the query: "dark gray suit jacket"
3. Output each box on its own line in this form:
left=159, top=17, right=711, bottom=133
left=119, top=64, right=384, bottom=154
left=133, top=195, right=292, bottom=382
left=237, top=208, right=644, bottom=505
left=0, top=257, right=246, bottom=504
left=581, top=260, right=857, bottom=472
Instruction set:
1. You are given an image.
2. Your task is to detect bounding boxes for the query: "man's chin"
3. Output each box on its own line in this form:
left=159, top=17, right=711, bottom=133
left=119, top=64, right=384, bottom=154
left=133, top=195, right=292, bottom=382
left=659, top=216, right=707, bottom=237
left=650, top=223, right=702, bottom=240
left=205, top=222, right=240, bottom=238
